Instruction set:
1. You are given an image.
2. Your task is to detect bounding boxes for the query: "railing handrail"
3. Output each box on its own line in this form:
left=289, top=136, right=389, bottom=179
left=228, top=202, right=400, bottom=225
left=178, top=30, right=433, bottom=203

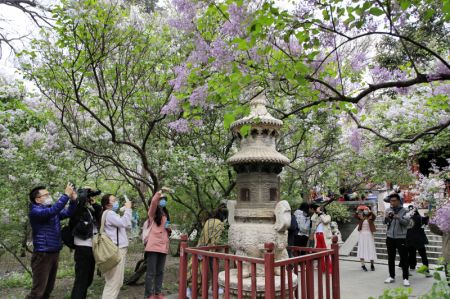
left=185, top=247, right=266, bottom=264
left=191, top=245, right=230, bottom=251
left=274, top=249, right=335, bottom=267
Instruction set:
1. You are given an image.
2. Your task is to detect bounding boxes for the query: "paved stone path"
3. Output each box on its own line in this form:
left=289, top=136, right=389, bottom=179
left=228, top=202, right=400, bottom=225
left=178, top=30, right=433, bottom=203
left=168, top=258, right=440, bottom=299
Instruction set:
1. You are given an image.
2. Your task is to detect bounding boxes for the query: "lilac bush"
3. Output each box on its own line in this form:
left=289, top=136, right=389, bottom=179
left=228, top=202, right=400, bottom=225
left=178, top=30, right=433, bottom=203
left=430, top=201, right=450, bottom=234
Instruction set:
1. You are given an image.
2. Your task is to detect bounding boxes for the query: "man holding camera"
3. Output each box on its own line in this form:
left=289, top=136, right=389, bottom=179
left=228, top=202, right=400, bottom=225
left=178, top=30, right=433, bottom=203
left=27, top=183, right=77, bottom=299
left=384, top=193, right=411, bottom=286
left=69, top=188, right=102, bottom=299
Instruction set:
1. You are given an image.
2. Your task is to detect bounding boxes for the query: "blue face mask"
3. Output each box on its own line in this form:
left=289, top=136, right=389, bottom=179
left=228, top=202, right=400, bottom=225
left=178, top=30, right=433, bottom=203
left=159, top=199, right=167, bottom=207
left=112, top=201, right=119, bottom=211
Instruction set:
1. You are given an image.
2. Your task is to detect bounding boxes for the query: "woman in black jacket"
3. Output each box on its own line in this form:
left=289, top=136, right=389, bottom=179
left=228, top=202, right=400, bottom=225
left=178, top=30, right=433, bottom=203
left=406, top=207, right=431, bottom=277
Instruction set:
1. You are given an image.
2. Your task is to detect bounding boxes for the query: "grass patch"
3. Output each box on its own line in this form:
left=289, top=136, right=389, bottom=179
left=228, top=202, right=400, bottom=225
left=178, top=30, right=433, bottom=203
left=0, top=272, right=32, bottom=289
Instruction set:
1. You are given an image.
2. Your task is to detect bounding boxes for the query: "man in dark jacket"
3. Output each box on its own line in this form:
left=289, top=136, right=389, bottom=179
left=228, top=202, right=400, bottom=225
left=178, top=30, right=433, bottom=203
left=26, top=183, right=77, bottom=299
left=384, top=193, right=411, bottom=287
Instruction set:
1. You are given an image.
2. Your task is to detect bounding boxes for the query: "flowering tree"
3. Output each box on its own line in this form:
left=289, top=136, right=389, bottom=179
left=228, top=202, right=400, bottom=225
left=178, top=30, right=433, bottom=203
left=164, top=0, right=449, bottom=146
left=22, top=0, right=239, bottom=235
left=0, top=75, right=78, bottom=270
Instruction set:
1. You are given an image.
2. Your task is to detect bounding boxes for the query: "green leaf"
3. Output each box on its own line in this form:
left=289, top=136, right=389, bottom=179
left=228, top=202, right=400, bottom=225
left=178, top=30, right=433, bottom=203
left=369, top=7, right=384, bottom=16
left=239, top=124, right=251, bottom=137
left=223, top=113, right=235, bottom=129
left=399, top=0, right=410, bottom=10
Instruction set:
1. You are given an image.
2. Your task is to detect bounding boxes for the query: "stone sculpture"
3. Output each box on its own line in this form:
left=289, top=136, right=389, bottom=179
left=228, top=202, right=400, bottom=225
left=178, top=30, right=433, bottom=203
left=228, top=200, right=291, bottom=277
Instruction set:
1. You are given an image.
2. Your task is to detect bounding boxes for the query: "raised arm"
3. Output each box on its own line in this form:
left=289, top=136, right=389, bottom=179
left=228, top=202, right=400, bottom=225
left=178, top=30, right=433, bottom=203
left=29, top=194, right=70, bottom=221
left=148, top=192, right=162, bottom=220
left=59, top=199, right=77, bottom=219
left=106, top=209, right=132, bottom=228
left=320, top=214, right=331, bottom=224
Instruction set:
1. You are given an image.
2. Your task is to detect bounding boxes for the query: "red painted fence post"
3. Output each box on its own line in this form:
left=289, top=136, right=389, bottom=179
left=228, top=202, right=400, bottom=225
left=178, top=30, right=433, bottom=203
left=178, top=235, right=189, bottom=299
left=331, top=236, right=340, bottom=299
left=264, top=242, right=276, bottom=299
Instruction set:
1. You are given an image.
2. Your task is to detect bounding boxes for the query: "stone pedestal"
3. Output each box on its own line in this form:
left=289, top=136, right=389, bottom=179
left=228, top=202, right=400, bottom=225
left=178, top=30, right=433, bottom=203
left=218, top=269, right=297, bottom=299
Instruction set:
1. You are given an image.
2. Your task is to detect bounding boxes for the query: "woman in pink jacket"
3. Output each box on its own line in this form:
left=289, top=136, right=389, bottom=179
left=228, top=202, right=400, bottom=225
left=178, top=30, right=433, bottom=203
left=144, top=190, right=171, bottom=299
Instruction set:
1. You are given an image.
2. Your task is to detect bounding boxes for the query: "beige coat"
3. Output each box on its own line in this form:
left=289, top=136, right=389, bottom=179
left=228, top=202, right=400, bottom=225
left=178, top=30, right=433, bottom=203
left=311, top=213, right=332, bottom=248
left=443, top=233, right=450, bottom=263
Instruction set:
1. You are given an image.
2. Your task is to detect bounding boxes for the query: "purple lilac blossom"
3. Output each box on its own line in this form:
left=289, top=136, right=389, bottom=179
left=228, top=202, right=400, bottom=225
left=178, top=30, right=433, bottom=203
left=432, top=84, right=450, bottom=96
left=191, top=119, right=203, bottom=127
left=168, top=119, right=190, bottom=133
left=188, top=35, right=210, bottom=64
left=22, top=128, right=42, bottom=147
left=436, top=60, right=450, bottom=75
left=294, top=0, right=315, bottom=18
left=348, top=128, right=362, bottom=152
left=168, top=0, right=196, bottom=32
left=189, top=85, right=208, bottom=107
left=289, top=36, right=302, bottom=56
left=161, top=95, right=182, bottom=115
left=169, top=64, right=188, bottom=91
left=350, top=52, right=367, bottom=72
left=210, top=38, right=234, bottom=69
left=0, top=137, right=13, bottom=149
left=221, top=3, right=245, bottom=37
left=430, top=201, right=450, bottom=233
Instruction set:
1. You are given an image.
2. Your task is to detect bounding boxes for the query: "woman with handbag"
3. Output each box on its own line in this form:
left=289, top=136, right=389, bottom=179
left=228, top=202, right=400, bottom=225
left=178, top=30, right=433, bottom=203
left=144, top=190, right=171, bottom=299
left=100, top=194, right=132, bottom=299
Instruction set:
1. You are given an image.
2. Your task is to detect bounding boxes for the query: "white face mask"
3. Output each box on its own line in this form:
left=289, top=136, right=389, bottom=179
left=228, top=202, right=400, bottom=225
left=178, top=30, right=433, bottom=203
left=43, top=196, right=54, bottom=206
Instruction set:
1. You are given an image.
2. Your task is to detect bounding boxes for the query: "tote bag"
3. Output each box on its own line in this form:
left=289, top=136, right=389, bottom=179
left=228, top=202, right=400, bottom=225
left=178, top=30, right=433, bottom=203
left=93, top=210, right=121, bottom=273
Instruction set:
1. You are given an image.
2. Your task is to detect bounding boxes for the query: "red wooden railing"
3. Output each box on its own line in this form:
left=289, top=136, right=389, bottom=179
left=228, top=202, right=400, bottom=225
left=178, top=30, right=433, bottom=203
left=178, top=236, right=340, bottom=299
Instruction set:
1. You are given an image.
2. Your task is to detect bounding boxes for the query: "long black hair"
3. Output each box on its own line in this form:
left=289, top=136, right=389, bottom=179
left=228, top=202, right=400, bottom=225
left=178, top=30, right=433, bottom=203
left=154, top=206, right=170, bottom=226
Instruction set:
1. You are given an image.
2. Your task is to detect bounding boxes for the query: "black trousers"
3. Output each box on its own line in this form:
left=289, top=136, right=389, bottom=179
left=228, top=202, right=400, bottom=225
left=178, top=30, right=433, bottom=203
left=408, top=246, right=429, bottom=270
left=145, top=252, right=167, bottom=297
left=386, top=237, right=409, bottom=280
left=70, top=246, right=96, bottom=299
left=26, top=252, right=59, bottom=299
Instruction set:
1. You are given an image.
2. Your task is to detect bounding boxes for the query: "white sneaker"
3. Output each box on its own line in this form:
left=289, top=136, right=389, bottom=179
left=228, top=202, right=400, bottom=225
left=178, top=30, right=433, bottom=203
left=403, top=279, right=410, bottom=286
left=384, top=277, right=395, bottom=283
left=186, top=287, right=192, bottom=299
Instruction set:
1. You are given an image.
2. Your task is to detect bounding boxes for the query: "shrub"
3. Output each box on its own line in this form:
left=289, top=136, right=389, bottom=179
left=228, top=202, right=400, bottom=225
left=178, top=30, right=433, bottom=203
left=325, top=202, right=351, bottom=223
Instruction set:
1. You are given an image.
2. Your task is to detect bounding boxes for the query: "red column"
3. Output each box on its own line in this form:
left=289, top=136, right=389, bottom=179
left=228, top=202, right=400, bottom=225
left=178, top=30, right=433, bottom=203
left=178, top=235, right=189, bottom=299
left=331, top=236, right=340, bottom=299
left=264, top=243, right=276, bottom=299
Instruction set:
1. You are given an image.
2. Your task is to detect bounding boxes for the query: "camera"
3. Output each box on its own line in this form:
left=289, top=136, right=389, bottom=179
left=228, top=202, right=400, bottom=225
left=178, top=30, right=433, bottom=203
left=388, top=212, right=394, bottom=219
left=77, top=188, right=101, bottom=205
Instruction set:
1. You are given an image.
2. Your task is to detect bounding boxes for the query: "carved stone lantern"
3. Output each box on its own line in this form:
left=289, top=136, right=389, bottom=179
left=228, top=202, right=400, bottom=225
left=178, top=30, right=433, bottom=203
left=220, top=93, right=296, bottom=298
left=227, top=93, right=290, bottom=224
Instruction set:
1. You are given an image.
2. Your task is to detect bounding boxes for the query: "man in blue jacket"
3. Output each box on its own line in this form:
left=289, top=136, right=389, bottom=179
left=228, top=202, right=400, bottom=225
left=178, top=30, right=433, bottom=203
left=26, top=183, right=77, bottom=299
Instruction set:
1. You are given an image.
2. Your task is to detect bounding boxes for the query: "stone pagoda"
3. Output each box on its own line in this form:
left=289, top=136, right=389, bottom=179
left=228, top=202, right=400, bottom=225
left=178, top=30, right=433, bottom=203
left=227, top=93, right=290, bottom=218
left=220, top=93, right=295, bottom=297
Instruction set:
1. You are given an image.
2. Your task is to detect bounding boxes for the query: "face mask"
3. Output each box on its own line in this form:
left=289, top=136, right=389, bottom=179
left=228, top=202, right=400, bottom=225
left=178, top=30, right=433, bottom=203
left=363, top=210, right=369, bottom=215
left=159, top=199, right=167, bottom=207
left=112, top=201, right=119, bottom=211
left=43, top=196, right=53, bottom=206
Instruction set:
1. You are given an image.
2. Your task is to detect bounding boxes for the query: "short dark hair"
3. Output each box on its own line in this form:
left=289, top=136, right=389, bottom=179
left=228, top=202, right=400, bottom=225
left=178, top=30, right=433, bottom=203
left=388, top=193, right=400, bottom=201
left=29, top=186, right=46, bottom=203
left=299, top=202, right=310, bottom=213
left=310, top=203, right=319, bottom=211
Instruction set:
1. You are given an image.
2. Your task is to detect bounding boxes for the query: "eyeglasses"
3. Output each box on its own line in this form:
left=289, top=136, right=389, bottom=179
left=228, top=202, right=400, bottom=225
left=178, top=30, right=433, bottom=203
left=36, top=193, right=50, bottom=198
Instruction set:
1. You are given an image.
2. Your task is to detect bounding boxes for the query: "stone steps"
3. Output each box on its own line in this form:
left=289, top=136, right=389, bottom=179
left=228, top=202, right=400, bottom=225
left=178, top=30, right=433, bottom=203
left=349, top=218, right=443, bottom=265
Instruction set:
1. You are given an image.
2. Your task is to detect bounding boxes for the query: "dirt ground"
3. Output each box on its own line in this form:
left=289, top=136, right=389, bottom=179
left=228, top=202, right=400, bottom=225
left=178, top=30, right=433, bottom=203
left=0, top=242, right=181, bottom=299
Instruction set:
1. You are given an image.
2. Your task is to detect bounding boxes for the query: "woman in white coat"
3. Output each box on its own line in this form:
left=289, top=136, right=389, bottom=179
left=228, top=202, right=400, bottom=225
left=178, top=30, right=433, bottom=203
left=311, top=204, right=332, bottom=273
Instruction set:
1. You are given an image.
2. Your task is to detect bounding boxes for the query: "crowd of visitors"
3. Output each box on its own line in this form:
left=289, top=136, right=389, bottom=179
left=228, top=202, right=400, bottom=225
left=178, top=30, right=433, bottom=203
left=26, top=183, right=174, bottom=299
left=25, top=182, right=437, bottom=299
